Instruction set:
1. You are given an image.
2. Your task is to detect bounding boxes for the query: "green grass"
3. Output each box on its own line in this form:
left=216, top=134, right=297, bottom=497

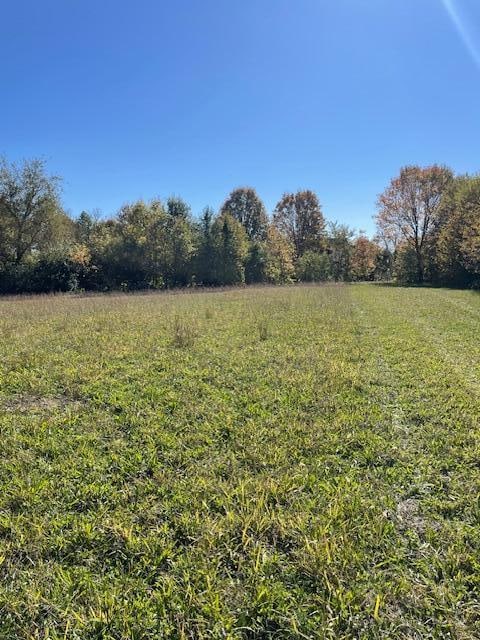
left=1, top=284, right=480, bottom=639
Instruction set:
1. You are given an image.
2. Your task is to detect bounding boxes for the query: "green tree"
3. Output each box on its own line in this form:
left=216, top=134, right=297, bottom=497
left=245, top=241, right=268, bottom=284
left=195, top=207, right=216, bottom=285
left=273, top=190, right=326, bottom=258
left=212, top=213, right=248, bottom=285
left=156, top=213, right=195, bottom=287
left=220, top=187, right=269, bottom=241
left=115, top=200, right=160, bottom=287
left=166, top=196, right=191, bottom=219
left=75, top=210, right=101, bottom=245
left=296, top=250, right=330, bottom=282
left=394, top=243, right=419, bottom=283
left=327, top=223, right=355, bottom=281
left=0, top=157, right=65, bottom=267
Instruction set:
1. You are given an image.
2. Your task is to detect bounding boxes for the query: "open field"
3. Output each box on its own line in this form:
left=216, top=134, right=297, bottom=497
left=1, top=284, right=480, bottom=639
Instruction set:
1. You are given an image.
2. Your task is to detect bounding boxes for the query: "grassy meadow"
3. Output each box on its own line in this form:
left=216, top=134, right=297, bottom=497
left=1, top=284, right=480, bottom=639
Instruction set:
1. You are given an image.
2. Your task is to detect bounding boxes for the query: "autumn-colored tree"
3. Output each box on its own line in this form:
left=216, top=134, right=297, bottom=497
left=264, top=225, right=295, bottom=283
left=375, top=165, right=453, bottom=283
left=3, top=151, right=479, bottom=293
left=273, top=190, right=326, bottom=258
left=220, top=187, right=268, bottom=241
left=351, top=236, right=381, bottom=281
left=435, top=175, right=480, bottom=285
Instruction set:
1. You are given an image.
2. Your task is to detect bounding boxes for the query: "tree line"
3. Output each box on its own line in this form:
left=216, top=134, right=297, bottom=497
left=0, top=157, right=385, bottom=293
left=0, top=157, right=478, bottom=294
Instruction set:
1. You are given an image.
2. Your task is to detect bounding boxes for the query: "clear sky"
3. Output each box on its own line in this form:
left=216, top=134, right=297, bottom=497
left=1, top=0, right=480, bottom=233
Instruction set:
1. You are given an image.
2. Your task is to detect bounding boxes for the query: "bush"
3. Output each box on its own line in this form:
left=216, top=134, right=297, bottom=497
left=296, top=251, right=330, bottom=282
left=394, top=246, right=421, bottom=284
left=0, top=263, right=32, bottom=294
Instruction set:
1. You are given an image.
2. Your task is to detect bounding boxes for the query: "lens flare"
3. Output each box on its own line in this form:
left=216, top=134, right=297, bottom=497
left=441, top=0, right=480, bottom=70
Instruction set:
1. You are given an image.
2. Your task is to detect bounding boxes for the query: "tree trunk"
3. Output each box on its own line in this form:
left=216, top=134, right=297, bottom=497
left=416, top=249, right=424, bottom=284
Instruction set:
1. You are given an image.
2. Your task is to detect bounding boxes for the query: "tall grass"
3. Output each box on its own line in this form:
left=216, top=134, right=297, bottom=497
left=171, top=314, right=198, bottom=348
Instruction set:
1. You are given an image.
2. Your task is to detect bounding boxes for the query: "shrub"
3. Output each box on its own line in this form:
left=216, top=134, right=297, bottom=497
left=296, top=251, right=330, bottom=282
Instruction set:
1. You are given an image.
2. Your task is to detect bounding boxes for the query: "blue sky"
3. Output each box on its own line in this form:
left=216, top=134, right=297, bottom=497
left=1, top=0, right=480, bottom=233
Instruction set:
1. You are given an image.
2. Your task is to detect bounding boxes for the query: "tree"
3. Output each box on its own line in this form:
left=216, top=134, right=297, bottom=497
left=373, top=229, right=397, bottom=281
left=376, top=165, right=453, bottom=283
left=327, top=222, right=355, bottom=281
left=114, top=200, right=160, bottom=287
left=195, top=207, right=216, bottom=285
left=114, top=198, right=196, bottom=288
left=211, top=213, right=248, bottom=285
left=273, top=190, right=326, bottom=258
left=264, top=225, right=295, bottom=284
left=0, top=157, right=64, bottom=267
left=166, top=196, right=191, bottom=219
left=156, top=214, right=195, bottom=287
left=296, top=250, right=330, bottom=282
left=351, top=236, right=381, bottom=281
left=245, top=241, right=268, bottom=284
left=374, top=248, right=394, bottom=281
left=393, top=242, right=419, bottom=283
left=220, top=187, right=268, bottom=241
left=435, top=175, right=480, bottom=285
left=75, top=210, right=101, bottom=244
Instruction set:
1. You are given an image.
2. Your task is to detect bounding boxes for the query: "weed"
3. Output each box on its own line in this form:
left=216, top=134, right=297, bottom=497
left=257, top=318, right=269, bottom=341
left=171, top=314, right=197, bottom=348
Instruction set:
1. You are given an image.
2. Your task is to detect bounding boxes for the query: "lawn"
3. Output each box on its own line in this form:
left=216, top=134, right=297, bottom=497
left=1, top=284, right=480, bottom=639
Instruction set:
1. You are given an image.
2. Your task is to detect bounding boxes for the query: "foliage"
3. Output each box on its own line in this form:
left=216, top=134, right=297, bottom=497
left=6, top=155, right=480, bottom=293
left=435, top=175, right=480, bottom=285
left=351, top=236, right=381, bottom=281
left=0, top=157, right=70, bottom=267
left=220, top=187, right=268, bottom=241
left=327, top=222, right=355, bottom=281
left=296, top=250, right=330, bottom=281
left=211, top=213, right=248, bottom=285
left=166, top=196, right=191, bottom=219
left=393, top=243, right=419, bottom=283
left=195, top=207, right=216, bottom=285
left=375, top=165, right=453, bottom=283
left=245, top=240, right=268, bottom=284
left=264, top=225, right=295, bottom=284
left=273, top=190, right=326, bottom=258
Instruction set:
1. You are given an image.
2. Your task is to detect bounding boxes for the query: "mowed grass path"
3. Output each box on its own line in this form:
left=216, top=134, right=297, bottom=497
left=1, top=285, right=480, bottom=639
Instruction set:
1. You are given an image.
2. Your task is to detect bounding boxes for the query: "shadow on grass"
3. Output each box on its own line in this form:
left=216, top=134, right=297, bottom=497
left=370, top=281, right=480, bottom=292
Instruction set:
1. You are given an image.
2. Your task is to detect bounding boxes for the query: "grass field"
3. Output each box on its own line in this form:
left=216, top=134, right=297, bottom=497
left=1, top=284, right=480, bottom=639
